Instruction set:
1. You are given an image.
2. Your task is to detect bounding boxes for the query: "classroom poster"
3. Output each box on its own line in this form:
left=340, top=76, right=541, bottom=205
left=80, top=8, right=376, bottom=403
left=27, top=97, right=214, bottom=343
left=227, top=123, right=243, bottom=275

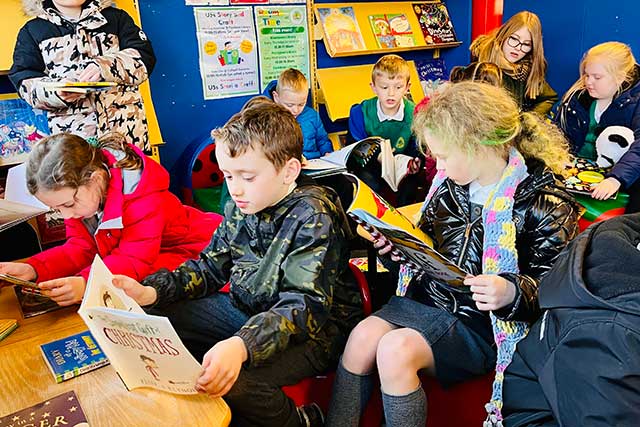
left=194, top=7, right=259, bottom=99
left=255, top=5, right=310, bottom=92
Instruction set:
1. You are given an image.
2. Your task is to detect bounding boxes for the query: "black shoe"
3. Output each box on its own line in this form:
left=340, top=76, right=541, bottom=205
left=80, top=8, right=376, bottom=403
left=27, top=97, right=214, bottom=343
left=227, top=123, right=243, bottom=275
left=297, top=403, right=325, bottom=427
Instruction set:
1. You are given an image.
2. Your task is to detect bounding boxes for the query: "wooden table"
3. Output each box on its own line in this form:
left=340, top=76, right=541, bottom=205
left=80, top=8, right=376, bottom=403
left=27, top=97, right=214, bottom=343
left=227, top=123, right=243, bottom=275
left=0, top=286, right=232, bottom=426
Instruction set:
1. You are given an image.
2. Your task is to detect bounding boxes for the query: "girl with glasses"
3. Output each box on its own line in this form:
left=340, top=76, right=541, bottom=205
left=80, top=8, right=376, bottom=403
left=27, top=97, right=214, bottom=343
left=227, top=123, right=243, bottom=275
left=0, top=133, right=222, bottom=306
left=470, top=11, right=557, bottom=116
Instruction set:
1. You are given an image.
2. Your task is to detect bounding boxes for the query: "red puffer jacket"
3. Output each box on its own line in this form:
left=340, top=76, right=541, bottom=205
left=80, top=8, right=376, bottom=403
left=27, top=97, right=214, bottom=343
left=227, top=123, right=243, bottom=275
left=27, top=145, right=221, bottom=282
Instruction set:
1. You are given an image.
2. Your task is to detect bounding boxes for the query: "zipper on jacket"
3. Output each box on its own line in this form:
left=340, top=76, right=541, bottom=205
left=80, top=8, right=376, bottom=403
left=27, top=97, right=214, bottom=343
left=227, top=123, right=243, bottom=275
left=456, top=218, right=479, bottom=267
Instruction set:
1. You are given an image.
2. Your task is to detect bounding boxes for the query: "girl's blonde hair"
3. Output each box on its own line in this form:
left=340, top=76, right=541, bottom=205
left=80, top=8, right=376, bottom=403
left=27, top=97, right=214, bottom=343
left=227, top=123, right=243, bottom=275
left=413, top=82, right=571, bottom=176
left=27, top=132, right=142, bottom=195
left=561, top=41, right=638, bottom=104
left=470, top=11, right=547, bottom=99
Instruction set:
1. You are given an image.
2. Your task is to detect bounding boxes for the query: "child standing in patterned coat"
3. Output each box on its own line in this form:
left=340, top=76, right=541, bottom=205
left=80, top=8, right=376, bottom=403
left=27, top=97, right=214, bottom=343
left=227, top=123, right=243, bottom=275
left=9, top=0, right=156, bottom=151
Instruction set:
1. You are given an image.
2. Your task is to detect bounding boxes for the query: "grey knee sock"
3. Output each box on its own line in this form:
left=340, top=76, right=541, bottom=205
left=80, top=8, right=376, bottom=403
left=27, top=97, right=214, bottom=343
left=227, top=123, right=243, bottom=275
left=325, top=360, right=374, bottom=427
left=382, top=386, right=427, bottom=427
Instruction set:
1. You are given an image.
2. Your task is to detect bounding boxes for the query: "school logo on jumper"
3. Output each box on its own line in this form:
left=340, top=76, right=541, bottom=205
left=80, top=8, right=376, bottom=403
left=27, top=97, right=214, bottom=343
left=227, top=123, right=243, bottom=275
left=395, top=137, right=406, bottom=150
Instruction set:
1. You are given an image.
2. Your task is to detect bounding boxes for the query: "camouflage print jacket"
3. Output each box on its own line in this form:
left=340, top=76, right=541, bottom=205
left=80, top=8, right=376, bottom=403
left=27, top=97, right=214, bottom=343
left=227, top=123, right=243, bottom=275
left=143, top=176, right=363, bottom=368
left=9, top=0, right=156, bottom=151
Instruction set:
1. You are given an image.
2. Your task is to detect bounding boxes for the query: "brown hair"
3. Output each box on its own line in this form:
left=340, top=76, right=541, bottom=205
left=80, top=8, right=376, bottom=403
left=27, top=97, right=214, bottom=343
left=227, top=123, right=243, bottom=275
left=372, top=54, right=411, bottom=83
left=276, top=68, right=308, bottom=93
left=470, top=11, right=547, bottom=99
left=449, top=62, right=503, bottom=86
left=413, top=82, right=571, bottom=176
left=26, top=132, right=142, bottom=195
left=211, top=102, right=303, bottom=170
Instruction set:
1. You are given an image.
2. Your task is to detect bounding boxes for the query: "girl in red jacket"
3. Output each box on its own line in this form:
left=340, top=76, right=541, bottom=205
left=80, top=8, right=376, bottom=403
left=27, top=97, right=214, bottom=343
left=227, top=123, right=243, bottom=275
left=0, top=133, right=220, bottom=306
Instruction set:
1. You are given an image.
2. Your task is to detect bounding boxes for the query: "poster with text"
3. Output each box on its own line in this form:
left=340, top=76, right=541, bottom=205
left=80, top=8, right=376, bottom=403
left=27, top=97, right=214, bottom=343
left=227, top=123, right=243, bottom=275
left=255, top=5, right=309, bottom=92
left=194, top=7, right=259, bottom=99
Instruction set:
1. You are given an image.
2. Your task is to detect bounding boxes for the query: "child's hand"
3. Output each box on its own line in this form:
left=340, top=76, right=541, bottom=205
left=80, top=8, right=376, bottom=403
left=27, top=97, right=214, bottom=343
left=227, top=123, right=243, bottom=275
left=112, top=275, right=157, bottom=306
left=0, top=262, right=37, bottom=282
left=373, top=236, right=405, bottom=262
left=591, top=177, right=621, bottom=200
left=407, top=157, right=421, bottom=175
left=196, top=337, right=248, bottom=397
left=57, top=91, right=85, bottom=103
left=78, top=63, right=102, bottom=82
left=465, top=274, right=516, bottom=311
left=38, top=276, right=86, bottom=306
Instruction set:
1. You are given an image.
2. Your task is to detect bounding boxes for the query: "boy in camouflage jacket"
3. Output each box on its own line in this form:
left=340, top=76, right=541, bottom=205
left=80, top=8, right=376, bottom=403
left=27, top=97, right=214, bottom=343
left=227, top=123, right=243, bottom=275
left=114, top=102, right=363, bottom=427
left=9, top=0, right=155, bottom=151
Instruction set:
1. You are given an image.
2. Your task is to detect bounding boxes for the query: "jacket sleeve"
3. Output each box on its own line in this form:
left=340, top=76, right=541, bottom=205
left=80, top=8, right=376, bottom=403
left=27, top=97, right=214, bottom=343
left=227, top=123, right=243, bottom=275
left=141, top=217, right=231, bottom=307
left=494, top=192, right=578, bottom=322
left=539, top=321, right=640, bottom=426
left=314, top=112, right=334, bottom=156
left=234, top=211, right=341, bottom=367
left=91, top=9, right=156, bottom=85
left=530, top=81, right=558, bottom=117
left=25, top=220, right=98, bottom=282
left=608, top=102, right=640, bottom=189
left=348, top=104, right=368, bottom=142
left=8, top=25, right=69, bottom=111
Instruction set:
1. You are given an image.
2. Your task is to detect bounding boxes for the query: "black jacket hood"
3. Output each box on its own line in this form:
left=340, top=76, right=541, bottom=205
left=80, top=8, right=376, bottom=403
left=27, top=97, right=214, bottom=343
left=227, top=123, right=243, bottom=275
left=539, top=212, right=640, bottom=316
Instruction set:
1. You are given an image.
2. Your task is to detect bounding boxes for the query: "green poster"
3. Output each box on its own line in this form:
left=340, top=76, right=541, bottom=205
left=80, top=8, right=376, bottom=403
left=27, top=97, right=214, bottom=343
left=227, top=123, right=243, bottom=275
left=255, top=6, right=310, bottom=92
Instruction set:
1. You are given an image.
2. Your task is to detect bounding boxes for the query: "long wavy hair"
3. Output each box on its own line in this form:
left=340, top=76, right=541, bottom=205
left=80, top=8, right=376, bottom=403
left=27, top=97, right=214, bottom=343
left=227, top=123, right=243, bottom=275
left=470, top=11, right=547, bottom=99
left=413, top=82, right=571, bottom=177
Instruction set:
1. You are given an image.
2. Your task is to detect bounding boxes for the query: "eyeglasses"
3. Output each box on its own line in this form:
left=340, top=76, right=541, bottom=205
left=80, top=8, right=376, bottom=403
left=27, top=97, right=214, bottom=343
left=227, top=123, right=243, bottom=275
left=506, top=35, right=532, bottom=53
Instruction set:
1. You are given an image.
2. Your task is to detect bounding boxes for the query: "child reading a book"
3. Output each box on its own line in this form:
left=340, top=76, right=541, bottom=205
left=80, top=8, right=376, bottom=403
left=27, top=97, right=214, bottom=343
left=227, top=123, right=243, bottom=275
left=326, top=82, right=578, bottom=427
left=348, top=54, right=421, bottom=206
left=555, top=42, right=640, bottom=209
left=264, top=68, right=333, bottom=160
left=112, top=102, right=362, bottom=427
left=9, top=0, right=156, bottom=151
left=0, top=133, right=220, bottom=306
left=470, top=11, right=557, bottom=116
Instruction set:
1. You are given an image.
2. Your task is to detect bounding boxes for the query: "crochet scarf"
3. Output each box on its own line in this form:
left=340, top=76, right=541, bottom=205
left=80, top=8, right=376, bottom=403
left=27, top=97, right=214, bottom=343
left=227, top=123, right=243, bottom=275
left=403, top=147, right=530, bottom=426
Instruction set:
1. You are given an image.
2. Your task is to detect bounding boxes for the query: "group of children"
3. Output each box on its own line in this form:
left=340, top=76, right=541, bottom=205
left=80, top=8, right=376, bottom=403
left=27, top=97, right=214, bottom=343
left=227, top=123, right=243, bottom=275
left=1, top=1, right=640, bottom=427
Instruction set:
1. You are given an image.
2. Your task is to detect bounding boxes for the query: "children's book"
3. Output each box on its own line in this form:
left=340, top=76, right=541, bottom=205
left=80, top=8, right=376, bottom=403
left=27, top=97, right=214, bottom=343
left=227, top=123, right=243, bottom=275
left=303, top=137, right=382, bottom=178
left=41, top=330, right=110, bottom=383
left=0, top=98, right=48, bottom=167
left=321, top=173, right=469, bottom=292
left=412, top=2, right=458, bottom=45
left=563, top=158, right=615, bottom=196
left=379, top=138, right=417, bottom=192
left=1, top=162, right=52, bottom=234
left=40, top=81, right=117, bottom=94
left=78, top=256, right=203, bottom=395
left=0, top=390, right=88, bottom=426
left=0, top=199, right=48, bottom=232
left=14, top=286, right=62, bottom=319
left=368, top=13, right=416, bottom=49
left=0, top=318, right=18, bottom=342
left=415, top=58, right=447, bottom=97
left=316, top=6, right=366, bottom=55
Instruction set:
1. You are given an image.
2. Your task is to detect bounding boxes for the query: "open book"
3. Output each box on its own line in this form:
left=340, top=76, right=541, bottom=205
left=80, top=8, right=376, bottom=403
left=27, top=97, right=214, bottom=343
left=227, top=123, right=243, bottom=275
left=78, top=256, right=203, bottom=394
left=319, top=173, right=469, bottom=292
left=379, top=137, right=417, bottom=192
left=303, top=137, right=382, bottom=178
left=563, top=158, right=618, bottom=197
left=1, top=163, right=49, bottom=232
left=40, top=81, right=117, bottom=93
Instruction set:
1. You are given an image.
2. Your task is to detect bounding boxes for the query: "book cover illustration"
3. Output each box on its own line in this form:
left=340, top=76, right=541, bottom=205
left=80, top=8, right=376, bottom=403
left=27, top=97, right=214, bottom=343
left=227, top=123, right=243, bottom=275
left=412, top=2, right=457, bottom=45
left=368, top=14, right=415, bottom=49
left=415, top=58, right=447, bottom=96
left=564, top=158, right=611, bottom=195
left=316, top=7, right=366, bottom=54
left=41, top=331, right=110, bottom=383
left=0, top=390, right=89, bottom=427
left=78, top=256, right=203, bottom=395
left=0, top=98, right=48, bottom=166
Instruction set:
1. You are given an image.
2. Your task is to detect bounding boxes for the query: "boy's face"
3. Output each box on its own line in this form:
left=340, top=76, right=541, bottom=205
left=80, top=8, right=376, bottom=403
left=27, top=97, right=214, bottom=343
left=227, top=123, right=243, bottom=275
left=272, top=89, right=307, bottom=118
left=216, top=142, right=300, bottom=215
left=370, top=74, right=410, bottom=116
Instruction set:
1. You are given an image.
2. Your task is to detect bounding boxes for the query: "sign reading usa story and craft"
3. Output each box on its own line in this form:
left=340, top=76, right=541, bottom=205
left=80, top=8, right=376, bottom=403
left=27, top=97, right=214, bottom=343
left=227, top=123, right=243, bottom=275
left=194, top=7, right=259, bottom=99
left=255, top=5, right=309, bottom=92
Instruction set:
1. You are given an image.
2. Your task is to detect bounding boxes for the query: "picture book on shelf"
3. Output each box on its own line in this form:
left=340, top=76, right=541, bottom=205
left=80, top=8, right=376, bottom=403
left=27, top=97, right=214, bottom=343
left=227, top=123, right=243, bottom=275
left=412, top=2, right=458, bottom=45
left=368, top=13, right=416, bottom=49
left=41, top=330, right=110, bottom=383
left=303, top=137, right=382, bottom=178
left=78, top=255, right=203, bottom=395
left=0, top=98, right=48, bottom=167
left=415, top=58, right=447, bottom=97
left=0, top=318, right=18, bottom=342
left=318, top=173, right=469, bottom=292
left=0, top=391, right=88, bottom=427
left=316, top=6, right=366, bottom=54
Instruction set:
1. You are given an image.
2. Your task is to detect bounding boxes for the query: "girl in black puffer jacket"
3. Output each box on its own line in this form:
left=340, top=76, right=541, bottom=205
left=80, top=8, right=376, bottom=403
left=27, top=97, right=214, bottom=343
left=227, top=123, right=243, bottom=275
left=327, top=82, right=579, bottom=427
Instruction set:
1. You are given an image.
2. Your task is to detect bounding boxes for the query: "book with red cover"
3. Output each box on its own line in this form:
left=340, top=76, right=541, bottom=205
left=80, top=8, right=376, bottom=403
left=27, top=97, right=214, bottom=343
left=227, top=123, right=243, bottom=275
left=0, top=390, right=89, bottom=426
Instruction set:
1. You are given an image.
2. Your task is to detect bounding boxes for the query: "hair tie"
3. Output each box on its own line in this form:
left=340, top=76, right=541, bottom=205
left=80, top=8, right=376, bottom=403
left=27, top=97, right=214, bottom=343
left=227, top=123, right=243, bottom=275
left=86, top=137, right=100, bottom=148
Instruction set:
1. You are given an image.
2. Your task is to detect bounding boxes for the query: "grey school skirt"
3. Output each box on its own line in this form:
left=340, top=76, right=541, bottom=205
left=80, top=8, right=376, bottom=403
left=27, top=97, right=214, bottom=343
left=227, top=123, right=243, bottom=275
left=374, top=296, right=496, bottom=387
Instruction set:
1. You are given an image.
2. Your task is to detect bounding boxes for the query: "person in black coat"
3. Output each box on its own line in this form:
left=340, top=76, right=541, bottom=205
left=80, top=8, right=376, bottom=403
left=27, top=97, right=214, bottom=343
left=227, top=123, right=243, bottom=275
left=503, top=213, right=640, bottom=427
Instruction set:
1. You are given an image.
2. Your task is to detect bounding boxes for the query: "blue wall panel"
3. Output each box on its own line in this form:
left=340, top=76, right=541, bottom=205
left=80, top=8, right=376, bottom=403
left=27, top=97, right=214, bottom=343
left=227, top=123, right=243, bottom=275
left=503, top=1, right=640, bottom=101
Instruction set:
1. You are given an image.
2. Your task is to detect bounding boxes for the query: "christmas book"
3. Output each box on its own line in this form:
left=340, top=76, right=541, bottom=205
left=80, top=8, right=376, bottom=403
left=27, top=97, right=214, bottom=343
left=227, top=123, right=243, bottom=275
left=41, top=330, right=109, bottom=383
left=0, top=390, right=88, bottom=427
left=78, top=256, right=203, bottom=395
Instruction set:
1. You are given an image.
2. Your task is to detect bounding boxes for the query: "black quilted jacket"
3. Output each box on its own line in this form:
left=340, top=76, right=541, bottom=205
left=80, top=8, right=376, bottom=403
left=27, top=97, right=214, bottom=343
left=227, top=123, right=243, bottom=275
left=412, top=160, right=579, bottom=342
